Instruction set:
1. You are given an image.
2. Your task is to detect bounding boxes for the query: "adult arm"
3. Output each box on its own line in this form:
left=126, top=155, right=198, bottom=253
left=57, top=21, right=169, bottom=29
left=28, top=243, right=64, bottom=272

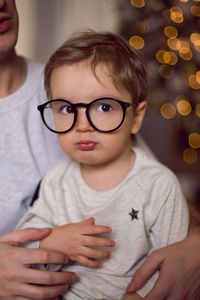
left=0, top=228, right=76, bottom=300
left=127, top=202, right=200, bottom=300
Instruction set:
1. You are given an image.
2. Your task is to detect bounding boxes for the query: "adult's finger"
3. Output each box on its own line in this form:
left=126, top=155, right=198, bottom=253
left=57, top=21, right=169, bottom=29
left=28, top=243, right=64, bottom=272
left=0, top=228, right=52, bottom=246
left=20, top=268, right=76, bottom=286
left=127, top=251, right=162, bottom=292
left=20, top=247, right=69, bottom=265
left=14, top=283, right=69, bottom=300
left=143, top=260, right=183, bottom=300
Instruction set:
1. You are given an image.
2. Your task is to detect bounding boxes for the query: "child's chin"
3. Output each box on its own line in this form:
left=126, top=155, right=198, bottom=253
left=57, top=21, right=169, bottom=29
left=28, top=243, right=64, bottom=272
left=77, top=154, right=100, bottom=165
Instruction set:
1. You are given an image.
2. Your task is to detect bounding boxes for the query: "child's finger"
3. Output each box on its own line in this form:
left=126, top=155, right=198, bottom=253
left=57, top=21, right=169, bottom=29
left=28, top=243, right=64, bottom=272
left=82, top=236, right=115, bottom=248
left=80, top=224, right=112, bottom=235
left=80, top=246, right=111, bottom=260
left=78, top=217, right=94, bottom=225
left=74, top=255, right=102, bottom=268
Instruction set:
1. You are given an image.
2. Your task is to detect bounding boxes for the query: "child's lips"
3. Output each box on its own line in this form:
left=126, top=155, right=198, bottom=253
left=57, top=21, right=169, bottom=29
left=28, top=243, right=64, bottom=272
left=76, top=141, right=97, bottom=150
left=0, top=16, right=11, bottom=34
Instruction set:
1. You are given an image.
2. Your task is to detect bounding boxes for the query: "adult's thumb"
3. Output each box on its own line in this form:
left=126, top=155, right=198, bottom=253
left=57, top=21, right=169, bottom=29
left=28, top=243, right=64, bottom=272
left=0, top=228, right=52, bottom=246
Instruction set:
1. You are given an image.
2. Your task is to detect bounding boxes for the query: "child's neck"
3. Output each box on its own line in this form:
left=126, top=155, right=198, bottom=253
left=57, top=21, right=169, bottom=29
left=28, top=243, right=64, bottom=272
left=80, top=149, right=136, bottom=191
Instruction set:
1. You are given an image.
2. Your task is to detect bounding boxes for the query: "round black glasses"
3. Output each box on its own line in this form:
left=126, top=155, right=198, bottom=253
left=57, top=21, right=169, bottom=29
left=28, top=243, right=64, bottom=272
left=37, top=97, right=134, bottom=133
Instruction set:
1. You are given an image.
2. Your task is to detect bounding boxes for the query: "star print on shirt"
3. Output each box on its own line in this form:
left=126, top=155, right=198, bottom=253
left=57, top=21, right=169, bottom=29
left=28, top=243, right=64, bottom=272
left=129, top=208, right=139, bottom=221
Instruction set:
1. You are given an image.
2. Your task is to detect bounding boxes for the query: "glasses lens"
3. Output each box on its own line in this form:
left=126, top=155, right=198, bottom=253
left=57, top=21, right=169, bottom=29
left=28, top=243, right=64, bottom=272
left=43, top=100, right=74, bottom=132
left=89, top=99, right=123, bottom=131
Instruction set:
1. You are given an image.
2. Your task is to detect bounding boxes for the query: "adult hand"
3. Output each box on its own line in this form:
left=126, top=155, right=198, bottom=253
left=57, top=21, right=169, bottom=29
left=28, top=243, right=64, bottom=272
left=40, top=217, right=115, bottom=268
left=127, top=233, right=200, bottom=300
left=0, top=228, right=77, bottom=300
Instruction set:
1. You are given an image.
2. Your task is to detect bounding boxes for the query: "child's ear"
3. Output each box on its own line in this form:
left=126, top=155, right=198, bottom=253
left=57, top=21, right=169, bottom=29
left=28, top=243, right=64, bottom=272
left=131, top=101, right=147, bottom=135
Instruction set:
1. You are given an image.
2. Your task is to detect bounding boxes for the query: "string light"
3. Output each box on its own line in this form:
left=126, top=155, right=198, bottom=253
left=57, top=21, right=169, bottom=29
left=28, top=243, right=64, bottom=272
left=160, top=103, right=176, bottom=119
left=129, top=35, right=145, bottom=49
left=188, top=75, right=200, bottom=89
left=125, top=0, right=200, bottom=167
left=196, top=71, right=200, bottom=83
left=177, top=100, right=192, bottom=116
left=167, top=38, right=181, bottom=50
left=156, top=50, right=178, bottom=65
left=183, top=148, right=198, bottom=164
left=196, top=104, right=200, bottom=118
left=191, top=6, right=200, bottom=17
left=135, top=21, right=149, bottom=33
left=170, top=6, right=184, bottom=23
left=178, top=40, right=193, bottom=60
left=164, top=26, right=178, bottom=39
left=190, top=33, right=200, bottom=46
left=188, top=133, right=200, bottom=149
left=131, top=0, right=145, bottom=8
left=156, top=50, right=166, bottom=64
left=159, top=65, right=174, bottom=79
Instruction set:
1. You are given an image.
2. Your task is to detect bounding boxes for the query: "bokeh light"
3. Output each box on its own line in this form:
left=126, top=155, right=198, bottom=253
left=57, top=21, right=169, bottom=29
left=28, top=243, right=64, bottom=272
left=177, top=100, right=192, bottom=116
left=188, top=133, right=200, bottom=149
left=178, top=40, right=193, bottom=61
left=183, top=148, right=198, bottom=164
left=196, top=103, right=200, bottom=117
left=160, top=103, right=176, bottom=119
left=135, top=21, right=149, bottom=33
left=129, top=35, right=145, bottom=49
left=194, top=44, right=200, bottom=53
left=156, top=50, right=166, bottom=64
left=131, top=0, right=145, bottom=8
left=167, top=38, right=181, bottom=50
left=164, top=26, right=178, bottom=39
left=188, top=75, right=200, bottom=89
left=190, top=33, right=200, bottom=46
left=164, top=51, right=178, bottom=65
left=122, top=0, right=200, bottom=175
left=196, top=71, right=200, bottom=83
left=191, top=6, right=200, bottom=17
left=159, top=65, right=174, bottom=79
left=191, top=34, right=200, bottom=52
left=156, top=50, right=178, bottom=65
left=170, top=6, right=184, bottom=23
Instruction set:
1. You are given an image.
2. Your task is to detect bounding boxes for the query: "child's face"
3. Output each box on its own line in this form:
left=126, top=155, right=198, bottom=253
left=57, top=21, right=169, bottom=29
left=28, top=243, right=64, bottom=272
left=50, top=61, right=146, bottom=167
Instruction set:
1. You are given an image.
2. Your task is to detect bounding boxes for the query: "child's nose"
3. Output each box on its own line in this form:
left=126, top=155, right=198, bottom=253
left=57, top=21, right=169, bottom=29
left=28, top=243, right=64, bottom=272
left=75, top=109, right=93, bottom=132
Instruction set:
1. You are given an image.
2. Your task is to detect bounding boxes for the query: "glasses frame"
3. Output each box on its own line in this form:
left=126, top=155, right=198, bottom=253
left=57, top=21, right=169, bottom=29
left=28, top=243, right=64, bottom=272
left=37, top=97, right=135, bottom=134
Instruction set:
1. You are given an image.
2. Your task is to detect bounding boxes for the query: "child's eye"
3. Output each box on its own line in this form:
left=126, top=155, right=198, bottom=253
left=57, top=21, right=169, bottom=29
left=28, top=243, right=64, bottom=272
left=60, top=105, right=74, bottom=114
left=97, top=103, right=112, bottom=112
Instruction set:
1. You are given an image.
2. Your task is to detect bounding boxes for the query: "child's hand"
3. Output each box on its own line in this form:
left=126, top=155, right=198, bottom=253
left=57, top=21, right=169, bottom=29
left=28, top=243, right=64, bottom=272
left=40, top=217, right=115, bottom=268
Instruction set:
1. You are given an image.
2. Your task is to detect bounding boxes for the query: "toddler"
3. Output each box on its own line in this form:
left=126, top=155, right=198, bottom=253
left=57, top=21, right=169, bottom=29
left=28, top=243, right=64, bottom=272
left=18, top=30, right=189, bottom=300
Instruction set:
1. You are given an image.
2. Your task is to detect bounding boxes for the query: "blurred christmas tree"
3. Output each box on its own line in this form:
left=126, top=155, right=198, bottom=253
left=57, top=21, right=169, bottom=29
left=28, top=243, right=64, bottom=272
left=117, top=0, right=200, bottom=168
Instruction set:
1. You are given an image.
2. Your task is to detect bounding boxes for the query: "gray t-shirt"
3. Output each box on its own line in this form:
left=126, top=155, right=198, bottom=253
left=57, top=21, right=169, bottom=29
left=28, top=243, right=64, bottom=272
left=18, top=147, right=189, bottom=299
left=0, top=58, right=65, bottom=235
